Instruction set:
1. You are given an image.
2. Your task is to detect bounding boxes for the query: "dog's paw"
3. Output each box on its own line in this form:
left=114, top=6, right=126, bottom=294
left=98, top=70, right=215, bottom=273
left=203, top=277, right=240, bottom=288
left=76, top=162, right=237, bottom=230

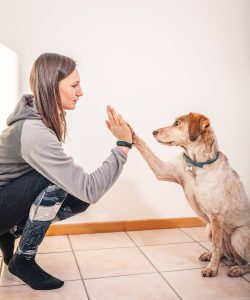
left=201, top=266, right=218, bottom=277
left=199, top=252, right=212, bottom=261
left=228, top=266, right=243, bottom=277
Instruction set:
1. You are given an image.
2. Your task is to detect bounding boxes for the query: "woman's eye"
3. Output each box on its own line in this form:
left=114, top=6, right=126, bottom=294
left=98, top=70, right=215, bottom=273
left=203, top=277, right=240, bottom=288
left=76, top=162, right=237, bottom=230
left=72, top=83, right=79, bottom=88
left=173, top=121, right=180, bottom=126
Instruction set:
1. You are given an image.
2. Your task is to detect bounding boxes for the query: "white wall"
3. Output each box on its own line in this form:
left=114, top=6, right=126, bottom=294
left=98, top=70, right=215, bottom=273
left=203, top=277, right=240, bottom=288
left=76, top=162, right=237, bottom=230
left=0, top=44, right=19, bottom=132
left=0, top=0, right=249, bottom=223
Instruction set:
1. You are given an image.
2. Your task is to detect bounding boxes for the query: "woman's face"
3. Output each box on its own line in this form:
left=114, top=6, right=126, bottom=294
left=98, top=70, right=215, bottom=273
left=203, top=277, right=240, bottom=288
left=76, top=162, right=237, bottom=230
left=59, top=68, right=83, bottom=110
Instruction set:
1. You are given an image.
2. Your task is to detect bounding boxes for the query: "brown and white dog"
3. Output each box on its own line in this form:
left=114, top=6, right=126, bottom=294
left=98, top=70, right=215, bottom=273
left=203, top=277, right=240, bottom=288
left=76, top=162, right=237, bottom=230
left=133, top=112, right=250, bottom=277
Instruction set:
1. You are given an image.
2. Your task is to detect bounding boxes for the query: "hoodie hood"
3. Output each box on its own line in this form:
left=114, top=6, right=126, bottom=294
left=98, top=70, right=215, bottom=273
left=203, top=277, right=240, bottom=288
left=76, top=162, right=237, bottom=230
left=6, top=94, right=41, bottom=126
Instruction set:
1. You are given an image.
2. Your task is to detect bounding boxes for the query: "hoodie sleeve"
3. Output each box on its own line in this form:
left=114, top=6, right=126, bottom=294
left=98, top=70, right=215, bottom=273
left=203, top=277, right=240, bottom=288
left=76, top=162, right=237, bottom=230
left=21, top=119, right=127, bottom=204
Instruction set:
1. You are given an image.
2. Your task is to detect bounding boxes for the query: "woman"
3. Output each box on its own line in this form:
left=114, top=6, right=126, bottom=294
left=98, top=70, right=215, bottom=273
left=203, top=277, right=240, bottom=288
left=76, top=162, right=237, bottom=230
left=0, top=53, right=133, bottom=290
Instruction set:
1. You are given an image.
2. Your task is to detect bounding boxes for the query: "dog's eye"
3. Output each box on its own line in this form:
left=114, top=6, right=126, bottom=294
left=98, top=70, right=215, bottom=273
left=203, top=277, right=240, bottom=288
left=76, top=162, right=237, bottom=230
left=173, top=120, right=181, bottom=126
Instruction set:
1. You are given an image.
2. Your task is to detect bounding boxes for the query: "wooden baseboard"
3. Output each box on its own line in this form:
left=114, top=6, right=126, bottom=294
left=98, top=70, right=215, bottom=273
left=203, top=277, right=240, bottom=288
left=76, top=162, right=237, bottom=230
left=46, top=217, right=205, bottom=236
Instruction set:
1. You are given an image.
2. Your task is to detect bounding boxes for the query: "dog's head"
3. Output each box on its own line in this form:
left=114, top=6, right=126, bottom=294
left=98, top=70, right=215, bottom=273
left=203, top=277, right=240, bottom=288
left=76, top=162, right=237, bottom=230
left=152, top=113, right=212, bottom=147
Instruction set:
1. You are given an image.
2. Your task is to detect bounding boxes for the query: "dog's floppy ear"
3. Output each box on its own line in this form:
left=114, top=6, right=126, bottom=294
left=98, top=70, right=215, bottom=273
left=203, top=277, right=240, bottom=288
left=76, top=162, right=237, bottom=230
left=188, top=113, right=210, bottom=142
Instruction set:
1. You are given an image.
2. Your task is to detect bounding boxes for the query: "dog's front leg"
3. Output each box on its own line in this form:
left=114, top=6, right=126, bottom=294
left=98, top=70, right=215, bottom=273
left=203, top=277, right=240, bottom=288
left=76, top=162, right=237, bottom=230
left=133, top=134, right=179, bottom=183
left=202, top=215, right=223, bottom=277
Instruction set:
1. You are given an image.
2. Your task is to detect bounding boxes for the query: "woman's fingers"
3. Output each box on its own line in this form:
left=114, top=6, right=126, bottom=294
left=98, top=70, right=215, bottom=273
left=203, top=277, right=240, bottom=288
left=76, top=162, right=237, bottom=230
left=106, top=106, right=133, bottom=142
left=107, top=105, right=130, bottom=129
left=107, top=106, right=115, bottom=123
left=118, top=114, right=125, bottom=126
left=107, top=105, right=120, bottom=124
left=105, top=120, right=111, bottom=131
left=110, top=107, right=120, bottom=124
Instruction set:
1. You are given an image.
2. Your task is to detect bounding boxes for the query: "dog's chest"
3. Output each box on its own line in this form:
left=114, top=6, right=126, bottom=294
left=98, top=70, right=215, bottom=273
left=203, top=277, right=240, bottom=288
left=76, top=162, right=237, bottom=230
left=183, top=167, right=223, bottom=213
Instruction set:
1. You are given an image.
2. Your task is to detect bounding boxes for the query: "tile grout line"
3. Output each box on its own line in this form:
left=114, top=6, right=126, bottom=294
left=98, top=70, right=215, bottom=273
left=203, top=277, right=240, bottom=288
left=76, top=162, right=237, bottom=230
left=241, top=276, right=250, bottom=284
left=178, top=228, right=207, bottom=243
left=66, top=235, right=91, bottom=300
left=0, top=278, right=85, bottom=288
left=125, top=231, right=183, bottom=300
left=71, top=241, right=201, bottom=253
left=83, top=271, right=160, bottom=281
left=81, top=266, right=218, bottom=281
left=242, top=276, right=250, bottom=284
left=73, top=245, right=137, bottom=252
left=37, top=250, right=73, bottom=255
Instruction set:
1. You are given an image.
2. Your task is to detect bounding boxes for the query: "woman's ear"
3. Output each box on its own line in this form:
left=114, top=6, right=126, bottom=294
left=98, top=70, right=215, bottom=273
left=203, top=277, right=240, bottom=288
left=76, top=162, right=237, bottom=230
left=188, top=113, right=210, bottom=142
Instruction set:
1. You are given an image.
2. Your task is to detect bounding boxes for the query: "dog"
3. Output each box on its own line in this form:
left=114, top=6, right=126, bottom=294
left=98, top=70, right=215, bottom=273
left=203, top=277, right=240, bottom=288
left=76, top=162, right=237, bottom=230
left=132, top=112, right=250, bottom=277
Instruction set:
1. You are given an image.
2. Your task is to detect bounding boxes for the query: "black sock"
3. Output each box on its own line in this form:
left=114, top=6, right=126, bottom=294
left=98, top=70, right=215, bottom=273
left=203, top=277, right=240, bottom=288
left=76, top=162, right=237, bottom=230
left=0, top=232, right=15, bottom=265
left=8, top=253, right=64, bottom=290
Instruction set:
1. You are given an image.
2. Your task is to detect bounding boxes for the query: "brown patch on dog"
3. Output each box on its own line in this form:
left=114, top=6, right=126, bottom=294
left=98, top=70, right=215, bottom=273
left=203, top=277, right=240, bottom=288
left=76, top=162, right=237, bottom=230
left=188, top=113, right=210, bottom=142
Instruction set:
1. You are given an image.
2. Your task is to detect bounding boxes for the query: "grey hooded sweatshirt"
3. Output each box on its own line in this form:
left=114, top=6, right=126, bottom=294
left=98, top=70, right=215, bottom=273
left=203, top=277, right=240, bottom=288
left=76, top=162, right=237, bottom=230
left=0, top=95, right=127, bottom=204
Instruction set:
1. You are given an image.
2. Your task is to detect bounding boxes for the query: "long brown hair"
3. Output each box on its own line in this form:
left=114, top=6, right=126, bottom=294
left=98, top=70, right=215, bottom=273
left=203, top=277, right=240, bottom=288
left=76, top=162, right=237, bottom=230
left=29, top=53, right=76, bottom=142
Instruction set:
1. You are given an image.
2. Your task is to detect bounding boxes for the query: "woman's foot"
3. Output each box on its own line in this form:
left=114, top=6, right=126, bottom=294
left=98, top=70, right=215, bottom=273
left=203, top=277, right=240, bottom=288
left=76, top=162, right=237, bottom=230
left=0, top=232, right=15, bottom=265
left=8, top=254, right=64, bottom=290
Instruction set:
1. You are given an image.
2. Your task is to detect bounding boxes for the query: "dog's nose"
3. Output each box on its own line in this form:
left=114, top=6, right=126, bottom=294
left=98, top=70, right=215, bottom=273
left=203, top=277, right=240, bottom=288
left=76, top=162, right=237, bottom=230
left=152, top=130, right=158, bottom=136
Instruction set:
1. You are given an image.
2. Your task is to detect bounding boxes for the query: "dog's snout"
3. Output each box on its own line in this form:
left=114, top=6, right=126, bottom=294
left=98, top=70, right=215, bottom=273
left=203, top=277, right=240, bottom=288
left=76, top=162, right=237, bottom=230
left=153, top=130, right=158, bottom=136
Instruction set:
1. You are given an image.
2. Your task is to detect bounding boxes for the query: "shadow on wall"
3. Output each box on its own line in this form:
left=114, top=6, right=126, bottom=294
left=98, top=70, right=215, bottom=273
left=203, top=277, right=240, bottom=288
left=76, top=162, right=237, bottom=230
left=77, top=177, right=164, bottom=222
left=106, top=177, right=161, bottom=219
left=0, top=43, right=19, bottom=132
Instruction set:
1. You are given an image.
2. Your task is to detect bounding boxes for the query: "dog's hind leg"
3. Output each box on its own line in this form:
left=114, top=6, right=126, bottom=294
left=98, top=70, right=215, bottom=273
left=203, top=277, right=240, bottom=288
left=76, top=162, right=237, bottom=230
left=199, top=252, right=212, bottom=261
left=228, top=264, right=250, bottom=277
left=228, top=226, right=250, bottom=277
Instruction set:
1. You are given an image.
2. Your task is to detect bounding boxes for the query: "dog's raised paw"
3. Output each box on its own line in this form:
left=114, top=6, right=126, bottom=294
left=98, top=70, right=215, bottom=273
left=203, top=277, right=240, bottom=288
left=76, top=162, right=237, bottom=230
left=228, top=266, right=243, bottom=277
left=201, top=266, right=218, bottom=277
left=199, top=252, right=212, bottom=261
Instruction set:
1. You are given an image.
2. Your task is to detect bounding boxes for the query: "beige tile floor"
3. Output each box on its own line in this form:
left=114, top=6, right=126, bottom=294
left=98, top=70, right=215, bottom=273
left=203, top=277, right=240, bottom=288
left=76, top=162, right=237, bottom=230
left=0, top=227, right=249, bottom=299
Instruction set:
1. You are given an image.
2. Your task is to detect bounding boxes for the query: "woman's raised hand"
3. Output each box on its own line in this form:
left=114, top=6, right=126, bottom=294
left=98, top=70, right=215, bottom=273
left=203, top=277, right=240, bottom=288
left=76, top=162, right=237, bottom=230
left=106, top=105, right=133, bottom=143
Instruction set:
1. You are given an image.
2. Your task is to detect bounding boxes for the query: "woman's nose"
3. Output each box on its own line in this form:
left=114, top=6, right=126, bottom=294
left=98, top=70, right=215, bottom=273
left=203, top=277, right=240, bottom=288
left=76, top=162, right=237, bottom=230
left=77, top=87, right=83, bottom=97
